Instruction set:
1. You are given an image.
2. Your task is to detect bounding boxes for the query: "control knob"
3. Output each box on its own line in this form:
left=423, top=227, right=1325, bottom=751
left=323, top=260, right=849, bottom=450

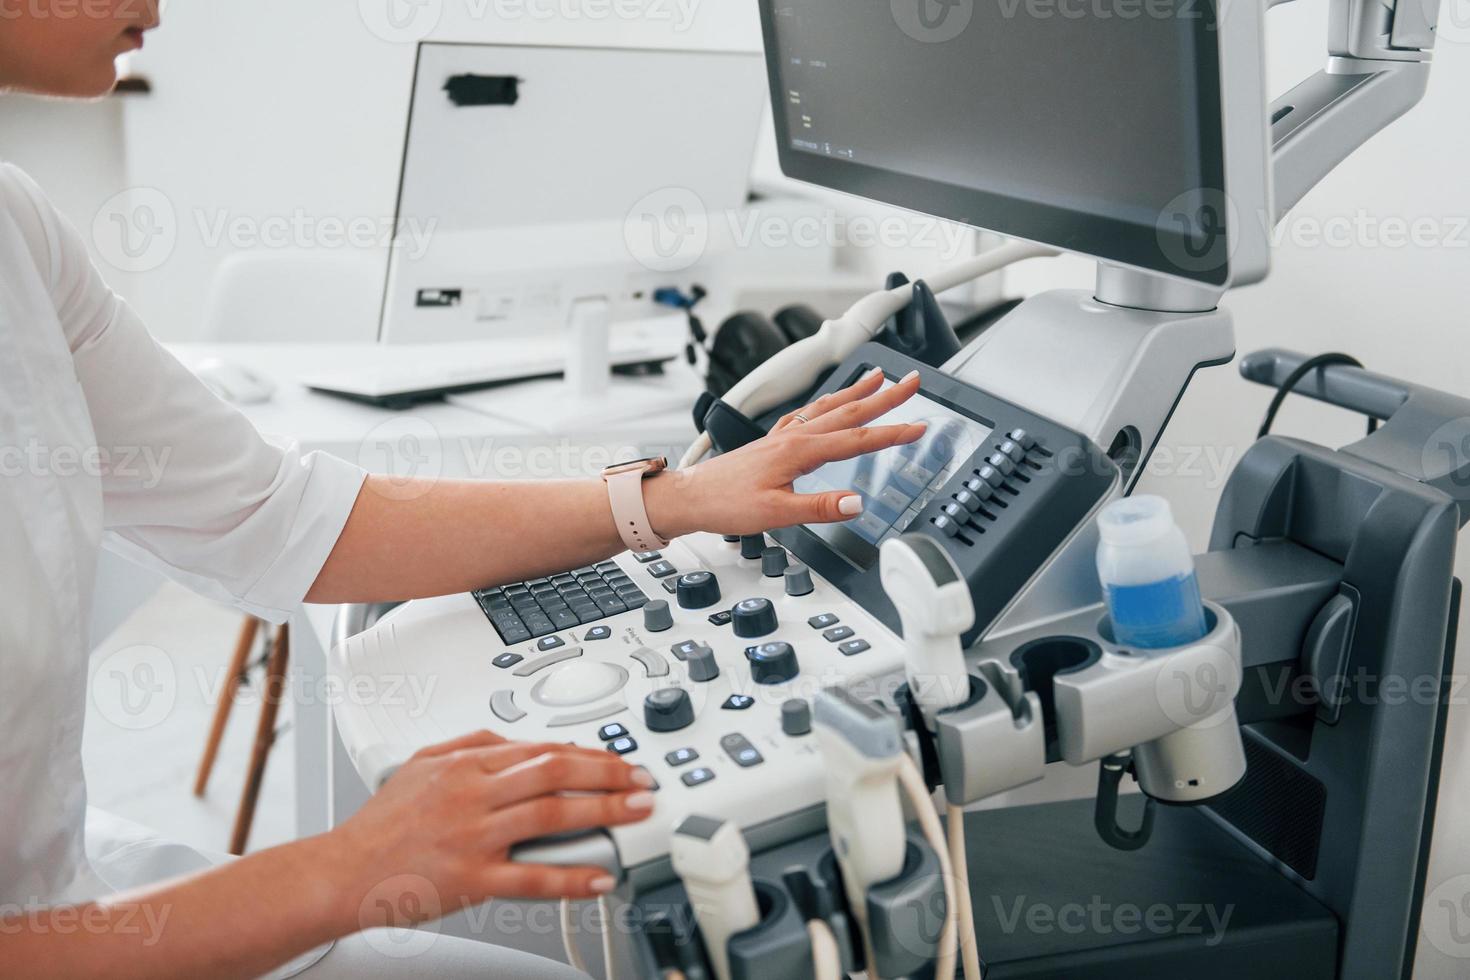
left=747, top=642, right=800, bottom=685
left=644, top=687, right=695, bottom=732
left=643, top=600, right=674, bottom=633
left=675, top=570, right=722, bottom=610
left=731, top=597, right=778, bottom=638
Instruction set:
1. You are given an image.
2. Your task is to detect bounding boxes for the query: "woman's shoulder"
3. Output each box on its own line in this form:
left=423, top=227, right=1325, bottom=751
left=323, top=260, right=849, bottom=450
left=0, top=162, right=75, bottom=288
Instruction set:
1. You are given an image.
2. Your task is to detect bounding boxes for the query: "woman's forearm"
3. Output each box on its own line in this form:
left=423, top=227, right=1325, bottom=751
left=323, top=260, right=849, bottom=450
left=306, top=473, right=686, bottom=604
left=307, top=371, right=927, bottom=605
left=0, top=834, right=359, bottom=980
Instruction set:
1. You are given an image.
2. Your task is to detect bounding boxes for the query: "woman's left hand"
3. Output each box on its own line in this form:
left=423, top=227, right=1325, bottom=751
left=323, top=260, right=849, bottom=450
left=646, top=367, right=927, bottom=538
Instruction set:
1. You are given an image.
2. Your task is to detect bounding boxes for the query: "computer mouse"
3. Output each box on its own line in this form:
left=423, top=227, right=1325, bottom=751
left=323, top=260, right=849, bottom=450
left=195, top=357, right=277, bottom=405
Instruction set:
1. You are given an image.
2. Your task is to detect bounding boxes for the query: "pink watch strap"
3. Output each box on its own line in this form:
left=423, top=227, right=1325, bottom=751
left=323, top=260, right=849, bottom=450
left=606, top=469, right=670, bottom=553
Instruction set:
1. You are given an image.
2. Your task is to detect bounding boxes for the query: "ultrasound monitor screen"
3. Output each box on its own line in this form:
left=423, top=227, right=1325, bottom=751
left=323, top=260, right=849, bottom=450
left=759, top=0, right=1228, bottom=283
left=795, top=381, right=993, bottom=569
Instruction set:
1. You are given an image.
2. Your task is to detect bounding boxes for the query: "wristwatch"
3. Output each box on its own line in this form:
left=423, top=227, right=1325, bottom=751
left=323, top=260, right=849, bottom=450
left=602, top=456, right=671, bottom=553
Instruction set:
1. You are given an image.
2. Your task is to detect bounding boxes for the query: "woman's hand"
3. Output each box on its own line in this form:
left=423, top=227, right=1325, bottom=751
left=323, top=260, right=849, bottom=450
left=327, top=730, right=655, bottom=928
left=647, top=368, right=927, bottom=538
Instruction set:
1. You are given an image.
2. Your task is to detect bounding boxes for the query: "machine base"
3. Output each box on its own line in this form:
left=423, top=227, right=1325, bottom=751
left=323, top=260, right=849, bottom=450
left=966, top=798, right=1338, bottom=979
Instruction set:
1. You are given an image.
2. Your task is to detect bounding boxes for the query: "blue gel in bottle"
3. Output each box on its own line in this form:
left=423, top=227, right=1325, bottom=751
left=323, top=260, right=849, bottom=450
left=1096, top=496, right=1208, bottom=650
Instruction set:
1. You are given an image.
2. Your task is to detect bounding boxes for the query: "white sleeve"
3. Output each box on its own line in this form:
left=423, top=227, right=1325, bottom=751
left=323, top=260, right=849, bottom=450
left=3, top=164, right=367, bottom=623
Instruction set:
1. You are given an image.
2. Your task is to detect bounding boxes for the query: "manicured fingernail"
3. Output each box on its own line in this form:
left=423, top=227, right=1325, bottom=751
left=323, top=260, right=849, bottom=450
left=864, top=367, right=884, bottom=380
left=838, top=495, right=864, bottom=516
left=902, top=370, right=920, bottom=383
left=632, top=768, right=657, bottom=788
left=627, top=792, right=656, bottom=810
left=591, top=876, right=617, bottom=894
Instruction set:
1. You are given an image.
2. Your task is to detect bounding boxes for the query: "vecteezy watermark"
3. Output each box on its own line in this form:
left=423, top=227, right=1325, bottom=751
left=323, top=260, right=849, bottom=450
left=727, top=208, right=974, bottom=263
left=0, top=901, right=171, bottom=945
left=91, top=188, right=435, bottom=276
left=1156, top=187, right=1239, bottom=277
left=992, top=895, right=1235, bottom=946
left=93, top=187, right=177, bottom=274
left=358, top=875, right=442, bottom=959
left=0, top=0, right=158, bottom=21
left=191, top=665, right=442, bottom=717
left=892, top=0, right=975, bottom=42
left=991, top=0, right=1218, bottom=22
left=487, top=0, right=703, bottom=30
left=358, top=0, right=443, bottom=43
left=90, top=644, right=178, bottom=731
left=1428, top=0, right=1470, bottom=46
left=624, top=187, right=711, bottom=274
left=357, top=416, right=445, bottom=501
left=1423, top=874, right=1470, bottom=959
left=1422, top=418, right=1470, bottom=503
left=193, top=208, right=437, bottom=260
left=1270, top=210, right=1470, bottom=251
left=0, top=439, right=171, bottom=489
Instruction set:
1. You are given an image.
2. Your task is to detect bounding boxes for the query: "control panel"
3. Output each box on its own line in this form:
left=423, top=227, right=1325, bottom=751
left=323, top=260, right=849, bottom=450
left=776, top=343, right=1119, bottom=643
left=330, top=531, right=909, bottom=874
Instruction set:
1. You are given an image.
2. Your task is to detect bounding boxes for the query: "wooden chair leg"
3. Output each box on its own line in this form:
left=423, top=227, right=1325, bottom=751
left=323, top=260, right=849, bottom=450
left=194, top=616, right=260, bottom=797
left=230, top=623, right=290, bottom=856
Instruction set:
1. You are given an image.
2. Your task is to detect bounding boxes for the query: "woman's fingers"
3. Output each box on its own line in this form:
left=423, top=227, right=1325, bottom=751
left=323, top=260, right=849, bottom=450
left=798, top=422, right=929, bottom=471
left=410, top=729, right=506, bottom=761
left=479, top=863, right=617, bottom=901
left=774, top=366, right=885, bottom=431
left=466, top=741, right=625, bottom=776
left=489, top=790, right=656, bottom=847
left=801, top=369, right=921, bottom=435
left=488, top=751, right=653, bottom=808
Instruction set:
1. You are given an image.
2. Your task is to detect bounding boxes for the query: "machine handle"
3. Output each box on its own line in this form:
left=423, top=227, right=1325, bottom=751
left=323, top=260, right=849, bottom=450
left=1241, top=348, right=1470, bottom=527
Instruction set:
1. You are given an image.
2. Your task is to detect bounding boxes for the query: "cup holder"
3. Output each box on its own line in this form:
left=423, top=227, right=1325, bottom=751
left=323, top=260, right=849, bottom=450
left=1096, top=606, right=1219, bottom=650
left=1010, top=636, right=1101, bottom=749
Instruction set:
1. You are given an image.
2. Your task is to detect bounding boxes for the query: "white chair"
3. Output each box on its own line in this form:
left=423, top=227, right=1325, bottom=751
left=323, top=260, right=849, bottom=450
left=200, top=248, right=388, bottom=343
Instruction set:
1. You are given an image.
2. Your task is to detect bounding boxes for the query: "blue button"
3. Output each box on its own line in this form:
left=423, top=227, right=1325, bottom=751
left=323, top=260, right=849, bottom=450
left=664, top=747, right=699, bottom=767
left=681, top=767, right=716, bottom=787
left=598, top=723, right=629, bottom=741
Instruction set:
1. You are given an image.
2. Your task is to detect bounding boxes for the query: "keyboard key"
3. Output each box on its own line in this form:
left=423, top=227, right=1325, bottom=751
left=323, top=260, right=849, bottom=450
left=622, top=593, right=648, bottom=609
left=808, top=613, right=840, bottom=630
left=646, top=560, right=678, bottom=578
left=549, top=609, right=582, bottom=630
left=681, top=767, right=715, bottom=787
left=500, top=623, right=532, bottom=644
left=524, top=616, right=557, bottom=638
left=492, top=652, right=524, bottom=669
left=634, top=551, right=662, bottom=563
left=595, top=596, right=628, bottom=616
left=585, top=625, right=612, bottom=641
left=839, top=639, right=871, bottom=656
left=537, top=636, right=566, bottom=652
left=823, top=625, right=855, bottom=642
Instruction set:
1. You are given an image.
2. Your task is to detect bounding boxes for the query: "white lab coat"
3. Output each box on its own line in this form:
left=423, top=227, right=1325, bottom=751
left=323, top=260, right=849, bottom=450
left=0, top=162, right=365, bottom=965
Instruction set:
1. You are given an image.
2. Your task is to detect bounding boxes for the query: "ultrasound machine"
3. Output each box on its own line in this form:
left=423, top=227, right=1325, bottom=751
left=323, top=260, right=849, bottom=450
left=329, top=0, right=1463, bottom=976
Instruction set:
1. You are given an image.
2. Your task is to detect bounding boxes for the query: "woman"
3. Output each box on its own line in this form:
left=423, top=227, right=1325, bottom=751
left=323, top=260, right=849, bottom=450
left=0, top=4, right=927, bottom=977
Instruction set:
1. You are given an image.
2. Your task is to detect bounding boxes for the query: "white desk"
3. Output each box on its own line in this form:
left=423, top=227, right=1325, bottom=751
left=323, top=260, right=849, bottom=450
left=98, top=342, right=702, bottom=838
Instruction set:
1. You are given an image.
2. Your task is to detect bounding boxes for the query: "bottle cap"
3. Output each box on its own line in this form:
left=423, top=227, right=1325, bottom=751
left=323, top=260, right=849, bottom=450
left=1097, top=495, right=1176, bottom=547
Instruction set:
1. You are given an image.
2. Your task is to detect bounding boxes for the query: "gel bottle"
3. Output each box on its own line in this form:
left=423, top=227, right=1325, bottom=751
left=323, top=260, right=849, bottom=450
left=1096, top=495, right=1208, bottom=649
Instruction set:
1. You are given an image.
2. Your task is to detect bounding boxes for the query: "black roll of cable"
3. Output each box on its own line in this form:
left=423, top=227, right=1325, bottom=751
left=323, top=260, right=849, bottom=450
left=1257, top=351, right=1380, bottom=439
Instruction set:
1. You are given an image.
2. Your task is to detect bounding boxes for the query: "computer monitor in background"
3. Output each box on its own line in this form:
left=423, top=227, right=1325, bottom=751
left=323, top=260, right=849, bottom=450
left=380, top=42, right=769, bottom=351
left=756, top=0, right=1271, bottom=296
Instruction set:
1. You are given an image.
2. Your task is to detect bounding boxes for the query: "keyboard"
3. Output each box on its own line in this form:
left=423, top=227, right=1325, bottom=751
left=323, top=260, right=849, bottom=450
left=474, top=560, right=650, bottom=643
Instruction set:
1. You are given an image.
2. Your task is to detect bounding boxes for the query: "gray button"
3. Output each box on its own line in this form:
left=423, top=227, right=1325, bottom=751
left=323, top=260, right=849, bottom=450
left=546, top=702, right=627, bottom=728
left=537, top=635, right=567, bottom=651
left=954, top=489, right=986, bottom=513
left=513, top=646, right=584, bottom=677
left=490, top=690, right=526, bottom=723
left=782, top=698, right=812, bottom=736
left=823, top=625, right=855, bottom=642
left=976, top=464, right=1005, bottom=488
left=784, top=563, right=814, bottom=597
left=643, top=600, right=674, bottom=632
left=808, top=613, right=840, bottom=629
left=687, top=646, right=720, bottom=683
left=999, top=439, right=1026, bottom=463
left=761, top=546, right=789, bottom=578
left=630, top=648, right=671, bottom=678
left=987, top=452, right=1016, bottom=476
left=739, top=534, right=766, bottom=559
left=934, top=514, right=962, bottom=538
left=1008, top=428, right=1037, bottom=450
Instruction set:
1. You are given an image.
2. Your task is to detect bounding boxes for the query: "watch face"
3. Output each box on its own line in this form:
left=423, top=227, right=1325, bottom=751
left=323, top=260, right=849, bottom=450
left=603, top=456, right=668, bottom=478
